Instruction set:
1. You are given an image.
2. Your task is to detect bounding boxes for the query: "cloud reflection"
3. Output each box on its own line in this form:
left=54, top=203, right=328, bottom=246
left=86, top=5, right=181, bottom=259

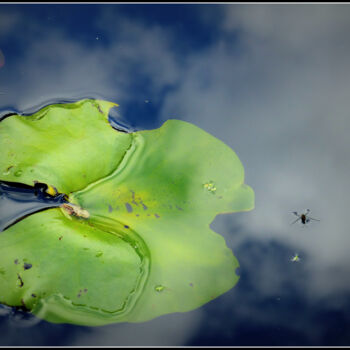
left=0, top=6, right=181, bottom=129
left=161, top=4, right=350, bottom=300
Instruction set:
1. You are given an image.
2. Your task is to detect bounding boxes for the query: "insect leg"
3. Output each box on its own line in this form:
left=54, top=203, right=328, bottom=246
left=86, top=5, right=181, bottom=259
left=291, top=217, right=301, bottom=225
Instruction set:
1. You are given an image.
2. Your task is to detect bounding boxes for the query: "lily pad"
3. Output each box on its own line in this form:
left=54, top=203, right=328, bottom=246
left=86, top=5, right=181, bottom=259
left=0, top=99, right=254, bottom=326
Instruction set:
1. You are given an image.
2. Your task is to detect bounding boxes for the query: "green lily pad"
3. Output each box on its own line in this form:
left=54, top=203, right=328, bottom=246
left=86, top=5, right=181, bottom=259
left=0, top=99, right=254, bottom=326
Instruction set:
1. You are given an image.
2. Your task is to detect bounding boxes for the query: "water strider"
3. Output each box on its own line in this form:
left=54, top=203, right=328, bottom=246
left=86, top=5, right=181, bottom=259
left=291, top=209, right=320, bottom=225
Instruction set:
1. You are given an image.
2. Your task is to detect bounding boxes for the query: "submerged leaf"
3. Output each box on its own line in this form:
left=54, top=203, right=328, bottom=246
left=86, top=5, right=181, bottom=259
left=0, top=99, right=254, bottom=325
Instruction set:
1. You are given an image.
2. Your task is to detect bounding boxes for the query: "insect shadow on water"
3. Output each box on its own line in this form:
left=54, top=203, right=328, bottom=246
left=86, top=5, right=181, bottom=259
left=291, top=209, right=320, bottom=226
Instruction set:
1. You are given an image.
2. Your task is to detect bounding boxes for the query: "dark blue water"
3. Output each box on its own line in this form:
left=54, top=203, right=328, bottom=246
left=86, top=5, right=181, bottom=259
left=0, top=181, right=67, bottom=231
left=1, top=3, right=350, bottom=346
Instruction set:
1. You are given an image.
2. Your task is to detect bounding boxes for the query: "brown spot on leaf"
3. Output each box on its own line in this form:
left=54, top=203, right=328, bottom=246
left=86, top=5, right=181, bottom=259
left=17, top=274, right=24, bottom=287
left=124, top=225, right=129, bottom=229
left=23, top=263, right=32, bottom=270
left=78, top=288, right=88, bottom=297
left=59, top=236, right=63, bottom=241
left=61, top=203, right=90, bottom=218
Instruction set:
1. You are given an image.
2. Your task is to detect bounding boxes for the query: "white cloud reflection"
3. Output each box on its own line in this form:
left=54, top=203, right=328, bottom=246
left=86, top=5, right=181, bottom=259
left=71, top=309, right=203, bottom=346
left=0, top=8, right=181, bottom=117
left=161, top=4, right=350, bottom=300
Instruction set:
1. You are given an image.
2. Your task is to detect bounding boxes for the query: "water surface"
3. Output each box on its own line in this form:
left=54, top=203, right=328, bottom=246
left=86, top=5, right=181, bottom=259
left=1, top=3, right=350, bottom=346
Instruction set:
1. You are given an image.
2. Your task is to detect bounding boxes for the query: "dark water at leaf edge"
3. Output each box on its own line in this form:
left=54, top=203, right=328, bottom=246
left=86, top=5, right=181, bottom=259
left=0, top=181, right=67, bottom=232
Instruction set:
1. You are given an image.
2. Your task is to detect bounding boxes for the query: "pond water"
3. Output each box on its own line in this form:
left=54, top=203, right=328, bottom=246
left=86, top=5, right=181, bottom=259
left=1, top=3, right=350, bottom=346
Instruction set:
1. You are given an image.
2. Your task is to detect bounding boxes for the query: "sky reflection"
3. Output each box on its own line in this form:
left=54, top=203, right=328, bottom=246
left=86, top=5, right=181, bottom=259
left=1, top=3, right=350, bottom=346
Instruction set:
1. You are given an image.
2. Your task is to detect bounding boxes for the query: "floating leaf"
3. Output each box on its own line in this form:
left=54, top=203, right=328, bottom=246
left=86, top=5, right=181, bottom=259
left=0, top=99, right=254, bottom=326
